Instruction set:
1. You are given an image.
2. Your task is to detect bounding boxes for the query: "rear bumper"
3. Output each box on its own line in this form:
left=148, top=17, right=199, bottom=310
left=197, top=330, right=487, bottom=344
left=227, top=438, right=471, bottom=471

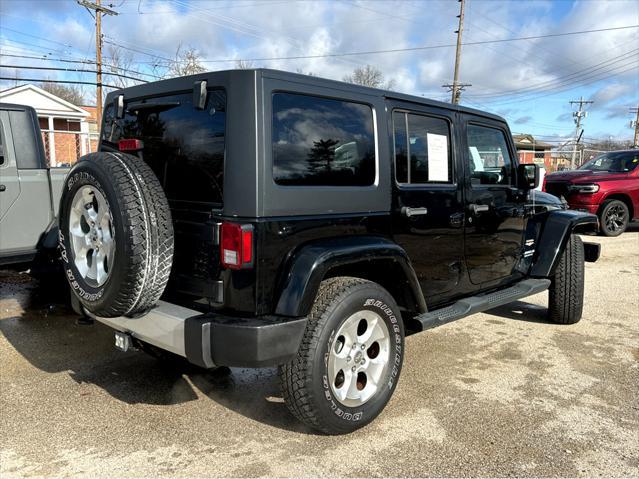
left=92, top=301, right=307, bottom=368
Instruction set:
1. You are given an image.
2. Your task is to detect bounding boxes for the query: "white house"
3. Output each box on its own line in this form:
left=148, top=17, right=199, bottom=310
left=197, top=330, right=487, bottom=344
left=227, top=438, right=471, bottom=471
left=0, top=84, right=97, bottom=166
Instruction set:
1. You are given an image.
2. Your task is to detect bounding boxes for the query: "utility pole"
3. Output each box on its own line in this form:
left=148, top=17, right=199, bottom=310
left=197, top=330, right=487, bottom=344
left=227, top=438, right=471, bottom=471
left=77, top=0, right=118, bottom=126
left=569, top=96, right=593, bottom=168
left=442, top=82, right=472, bottom=104
left=448, top=0, right=467, bottom=104
left=630, top=106, right=639, bottom=148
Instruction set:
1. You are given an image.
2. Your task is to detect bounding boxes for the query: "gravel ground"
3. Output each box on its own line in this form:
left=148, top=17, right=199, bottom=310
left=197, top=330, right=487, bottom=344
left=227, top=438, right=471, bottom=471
left=1, top=231, right=638, bottom=478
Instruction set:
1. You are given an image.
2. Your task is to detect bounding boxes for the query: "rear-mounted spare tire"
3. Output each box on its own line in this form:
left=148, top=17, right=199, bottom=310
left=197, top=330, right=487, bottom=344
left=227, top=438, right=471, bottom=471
left=59, top=152, right=174, bottom=318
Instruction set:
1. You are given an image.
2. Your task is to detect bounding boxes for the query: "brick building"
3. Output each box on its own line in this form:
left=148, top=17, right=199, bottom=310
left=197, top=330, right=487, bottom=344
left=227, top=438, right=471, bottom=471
left=513, top=134, right=554, bottom=170
left=0, top=84, right=98, bottom=166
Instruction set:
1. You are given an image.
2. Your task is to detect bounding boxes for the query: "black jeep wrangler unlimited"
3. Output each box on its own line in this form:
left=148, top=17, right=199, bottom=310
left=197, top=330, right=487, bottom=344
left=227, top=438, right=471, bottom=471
left=59, top=69, right=600, bottom=434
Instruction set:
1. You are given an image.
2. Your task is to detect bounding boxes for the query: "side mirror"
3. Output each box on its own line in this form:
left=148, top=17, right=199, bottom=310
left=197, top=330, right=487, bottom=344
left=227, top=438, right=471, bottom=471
left=517, top=163, right=539, bottom=190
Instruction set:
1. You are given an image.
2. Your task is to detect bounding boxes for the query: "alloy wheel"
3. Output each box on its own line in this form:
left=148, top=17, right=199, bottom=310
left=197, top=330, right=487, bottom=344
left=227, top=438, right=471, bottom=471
left=68, top=186, right=115, bottom=287
left=328, top=310, right=391, bottom=407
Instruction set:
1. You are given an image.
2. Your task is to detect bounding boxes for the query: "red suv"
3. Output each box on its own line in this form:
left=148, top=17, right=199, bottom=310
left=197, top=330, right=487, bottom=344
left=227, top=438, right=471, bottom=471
left=544, top=149, right=639, bottom=236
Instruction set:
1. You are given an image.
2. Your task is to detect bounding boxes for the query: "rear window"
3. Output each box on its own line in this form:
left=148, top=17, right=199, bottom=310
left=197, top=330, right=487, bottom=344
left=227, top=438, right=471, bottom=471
left=103, top=90, right=226, bottom=205
left=272, top=92, right=376, bottom=186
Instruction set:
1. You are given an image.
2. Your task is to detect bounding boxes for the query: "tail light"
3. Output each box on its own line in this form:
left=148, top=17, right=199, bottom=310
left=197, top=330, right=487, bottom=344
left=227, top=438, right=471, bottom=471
left=118, top=139, right=144, bottom=151
left=220, top=223, right=253, bottom=269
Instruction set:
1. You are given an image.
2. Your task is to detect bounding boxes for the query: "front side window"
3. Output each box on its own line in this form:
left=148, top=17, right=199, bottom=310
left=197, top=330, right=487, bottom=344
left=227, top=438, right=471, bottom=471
left=466, top=124, right=514, bottom=186
left=272, top=92, right=376, bottom=186
left=393, top=111, right=452, bottom=184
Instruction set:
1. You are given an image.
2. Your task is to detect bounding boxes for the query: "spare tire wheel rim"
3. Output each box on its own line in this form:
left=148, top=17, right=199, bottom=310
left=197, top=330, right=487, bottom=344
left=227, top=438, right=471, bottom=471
left=68, top=186, right=115, bottom=287
left=328, top=309, right=391, bottom=407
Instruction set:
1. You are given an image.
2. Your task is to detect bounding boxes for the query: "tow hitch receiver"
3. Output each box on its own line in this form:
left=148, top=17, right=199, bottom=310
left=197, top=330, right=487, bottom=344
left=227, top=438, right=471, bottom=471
left=114, top=331, right=133, bottom=352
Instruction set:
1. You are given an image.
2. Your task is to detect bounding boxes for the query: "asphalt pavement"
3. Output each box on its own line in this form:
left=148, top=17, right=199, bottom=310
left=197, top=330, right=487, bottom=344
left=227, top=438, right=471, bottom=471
left=1, top=230, right=638, bottom=477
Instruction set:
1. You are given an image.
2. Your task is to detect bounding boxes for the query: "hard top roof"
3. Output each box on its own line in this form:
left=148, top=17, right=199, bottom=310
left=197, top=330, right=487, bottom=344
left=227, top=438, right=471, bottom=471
left=107, top=68, right=505, bottom=124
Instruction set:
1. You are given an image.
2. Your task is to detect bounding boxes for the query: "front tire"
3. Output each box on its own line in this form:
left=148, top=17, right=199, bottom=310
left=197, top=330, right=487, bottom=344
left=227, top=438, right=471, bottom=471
left=279, top=277, right=405, bottom=434
left=598, top=199, right=629, bottom=237
left=548, top=235, right=584, bottom=324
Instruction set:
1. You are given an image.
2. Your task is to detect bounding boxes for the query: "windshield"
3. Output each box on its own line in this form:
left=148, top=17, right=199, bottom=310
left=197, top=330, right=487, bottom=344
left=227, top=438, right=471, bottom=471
left=579, top=151, right=639, bottom=172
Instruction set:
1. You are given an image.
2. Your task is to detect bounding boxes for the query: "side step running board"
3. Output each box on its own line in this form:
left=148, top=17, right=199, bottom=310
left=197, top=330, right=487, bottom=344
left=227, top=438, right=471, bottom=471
left=414, top=278, right=551, bottom=331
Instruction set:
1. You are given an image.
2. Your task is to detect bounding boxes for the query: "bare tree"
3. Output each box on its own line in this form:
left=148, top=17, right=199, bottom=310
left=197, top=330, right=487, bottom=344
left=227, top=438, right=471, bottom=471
left=295, top=68, right=316, bottom=76
left=343, top=65, right=395, bottom=89
left=39, top=82, right=85, bottom=105
left=105, top=45, right=136, bottom=89
left=235, top=59, right=254, bottom=69
left=165, top=44, right=206, bottom=78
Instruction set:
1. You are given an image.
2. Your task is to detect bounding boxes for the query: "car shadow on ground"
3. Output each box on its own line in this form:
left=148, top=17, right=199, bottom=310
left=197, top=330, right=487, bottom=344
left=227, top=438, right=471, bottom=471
left=1, top=268, right=583, bottom=433
left=483, top=300, right=550, bottom=323
left=0, top=273, right=310, bottom=434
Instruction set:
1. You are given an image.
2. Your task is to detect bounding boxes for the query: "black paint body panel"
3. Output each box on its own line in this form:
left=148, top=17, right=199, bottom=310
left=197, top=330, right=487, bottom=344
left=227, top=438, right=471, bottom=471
left=98, top=69, right=598, bottom=324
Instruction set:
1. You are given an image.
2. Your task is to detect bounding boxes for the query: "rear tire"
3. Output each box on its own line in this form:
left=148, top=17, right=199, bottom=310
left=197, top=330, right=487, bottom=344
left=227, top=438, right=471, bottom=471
left=548, top=235, right=584, bottom=324
left=279, top=277, right=404, bottom=434
left=598, top=199, right=629, bottom=237
left=59, top=152, right=173, bottom=318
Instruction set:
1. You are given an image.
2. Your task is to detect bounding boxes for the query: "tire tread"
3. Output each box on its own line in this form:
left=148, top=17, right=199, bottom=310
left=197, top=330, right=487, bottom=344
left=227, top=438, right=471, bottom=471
left=279, top=277, right=371, bottom=434
left=548, top=235, right=584, bottom=324
left=62, top=152, right=173, bottom=318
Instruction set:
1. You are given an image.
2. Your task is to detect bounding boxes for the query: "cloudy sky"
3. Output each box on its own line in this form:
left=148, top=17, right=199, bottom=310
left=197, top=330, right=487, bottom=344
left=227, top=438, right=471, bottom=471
left=1, top=0, right=637, bottom=144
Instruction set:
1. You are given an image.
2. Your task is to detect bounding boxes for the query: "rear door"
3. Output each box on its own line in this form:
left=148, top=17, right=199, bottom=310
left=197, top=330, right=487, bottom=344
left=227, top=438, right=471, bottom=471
left=0, top=108, right=52, bottom=255
left=461, top=115, right=526, bottom=286
left=101, top=89, right=227, bottom=303
left=389, top=102, right=465, bottom=302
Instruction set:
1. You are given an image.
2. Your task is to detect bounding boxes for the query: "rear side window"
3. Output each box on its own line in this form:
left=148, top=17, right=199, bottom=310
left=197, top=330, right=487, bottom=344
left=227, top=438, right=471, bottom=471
left=393, top=111, right=452, bottom=184
left=272, top=92, right=376, bottom=186
left=103, top=90, right=226, bottom=205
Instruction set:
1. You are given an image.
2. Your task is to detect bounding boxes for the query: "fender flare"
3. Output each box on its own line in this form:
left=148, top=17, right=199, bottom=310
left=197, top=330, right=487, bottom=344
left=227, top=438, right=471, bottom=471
left=529, top=210, right=598, bottom=278
left=274, top=236, right=427, bottom=317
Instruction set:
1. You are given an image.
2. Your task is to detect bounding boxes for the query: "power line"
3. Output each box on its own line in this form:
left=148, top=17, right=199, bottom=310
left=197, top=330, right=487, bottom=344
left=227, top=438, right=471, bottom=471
left=0, top=26, right=73, bottom=49
left=472, top=60, right=639, bottom=106
left=0, top=77, right=118, bottom=88
left=200, top=24, right=639, bottom=63
left=0, top=53, right=162, bottom=79
left=103, top=38, right=176, bottom=63
left=0, top=64, right=148, bottom=83
left=468, top=48, right=639, bottom=98
left=121, top=23, right=639, bottom=65
left=0, top=38, right=67, bottom=56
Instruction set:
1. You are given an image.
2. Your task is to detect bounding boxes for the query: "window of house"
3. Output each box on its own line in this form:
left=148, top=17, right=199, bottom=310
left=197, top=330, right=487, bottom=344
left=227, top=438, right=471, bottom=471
left=38, top=117, right=49, bottom=131
left=53, top=118, right=81, bottom=132
left=272, top=92, right=376, bottom=186
left=393, top=111, right=452, bottom=184
left=466, top=124, right=514, bottom=186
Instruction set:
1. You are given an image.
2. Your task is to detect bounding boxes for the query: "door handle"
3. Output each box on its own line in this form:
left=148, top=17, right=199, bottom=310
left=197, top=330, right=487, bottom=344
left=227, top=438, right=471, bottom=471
left=401, top=206, right=428, bottom=217
left=0, top=185, right=5, bottom=192
left=469, top=203, right=489, bottom=214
